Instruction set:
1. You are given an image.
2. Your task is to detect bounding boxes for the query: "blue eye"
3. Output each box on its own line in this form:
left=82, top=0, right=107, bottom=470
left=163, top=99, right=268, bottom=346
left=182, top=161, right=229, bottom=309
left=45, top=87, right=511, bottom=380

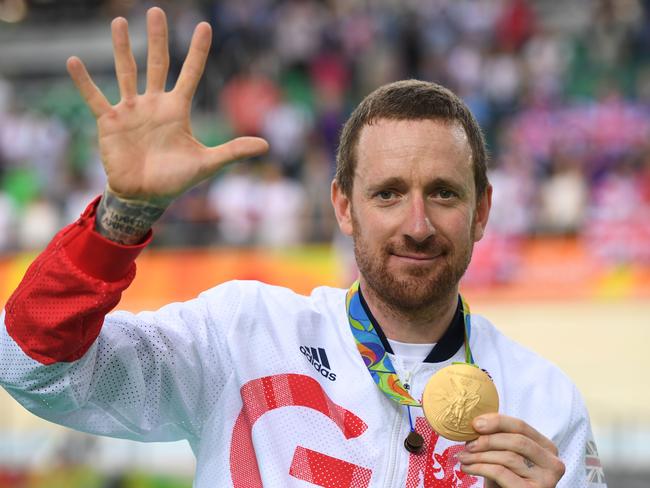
left=377, top=190, right=395, bottom=200
left=437, top=189, right=457, bottom=199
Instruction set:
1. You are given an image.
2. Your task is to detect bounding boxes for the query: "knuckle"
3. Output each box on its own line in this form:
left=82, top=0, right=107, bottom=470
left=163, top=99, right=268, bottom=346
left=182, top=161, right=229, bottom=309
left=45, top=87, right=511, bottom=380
left=506, top=452, right=520, bottom=465
left=149, top=58, right=165, bottom=68
left=181, top=64, right=202, bottom=83
left=514, top=434, right=528, bottom=452
left=511, top=417, right=525, bottom=431
left=229, top=139, right=247, bottom=160
left=105, top=108, right=118, bottom=119
left=476, top=435, right=488, bottom=450
left=492, top=464, right=508, bottom=478
left=541, top=459, right=565, bottom=486
left=544, top=466, right=564, bottom=487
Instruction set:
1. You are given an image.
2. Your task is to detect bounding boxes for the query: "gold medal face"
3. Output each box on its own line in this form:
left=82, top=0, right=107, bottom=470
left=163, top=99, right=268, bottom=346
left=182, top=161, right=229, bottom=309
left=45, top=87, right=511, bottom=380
left=422, top=363, right=499, bottom=441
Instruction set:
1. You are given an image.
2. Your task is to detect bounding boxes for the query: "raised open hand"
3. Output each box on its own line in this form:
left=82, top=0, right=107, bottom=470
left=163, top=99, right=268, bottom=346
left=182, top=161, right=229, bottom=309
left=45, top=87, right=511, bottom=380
left=66, top=7, right=268, bottom=207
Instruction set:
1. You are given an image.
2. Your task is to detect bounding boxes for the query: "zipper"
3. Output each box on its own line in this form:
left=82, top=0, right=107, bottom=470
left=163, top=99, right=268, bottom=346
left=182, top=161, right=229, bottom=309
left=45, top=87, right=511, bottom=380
left=404, top=371, right=413, bottom=391
left=383, top=362, right=423, bottom=486
left=383, top=403, right=405, bottom=487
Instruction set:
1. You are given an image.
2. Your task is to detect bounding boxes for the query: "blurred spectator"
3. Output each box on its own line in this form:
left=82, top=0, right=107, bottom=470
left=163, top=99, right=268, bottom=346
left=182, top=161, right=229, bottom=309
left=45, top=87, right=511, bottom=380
left=158, top=184, right=219, bottom=247
left=0, top=109, right=68, bottom=200
left=522, top=28, right=571, bottom=100
left=586, top=0, right=642, bottom=69
left=448, top=0, right=502, bottom=42
left=16, top=196, right=59, bottom=251
left=254, top=162, right=306, bottom=248
left=495, top=0, right=537, bottom=51
left=273, top=0, right=328, bottom=69
left=586, top=156, right=650, bottom=263
left=302, top=141, right=336, bottom=242
left=446, top=41, right=483, bottom=95
left=0, top=192, right=16, bottom=252
left=482, top=48, right=523, bottom=110
left=0, top=78, right=11, bottom=114
left=536, top=151, right=588, bottom=235
left=488, top=150, right=535, bottom=238
left=62, top=170, right=104, bottom=225
left=207, top=164, right=258, bottom=246
left=640, top=148, right=650, bottom=203
left=261, top=99, right=313, bottom=178
left=219, top=69, right=280, bottom=136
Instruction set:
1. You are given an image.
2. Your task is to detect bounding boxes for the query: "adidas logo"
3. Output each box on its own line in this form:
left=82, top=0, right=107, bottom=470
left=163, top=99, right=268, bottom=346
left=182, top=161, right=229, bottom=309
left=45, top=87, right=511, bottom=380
left=300, top=346, right=337, bottom=382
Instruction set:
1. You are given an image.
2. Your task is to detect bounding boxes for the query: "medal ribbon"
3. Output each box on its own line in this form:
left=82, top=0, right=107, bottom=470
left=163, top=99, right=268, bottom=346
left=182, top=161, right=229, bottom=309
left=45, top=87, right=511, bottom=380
left=346, top=280, right=474, bottom=407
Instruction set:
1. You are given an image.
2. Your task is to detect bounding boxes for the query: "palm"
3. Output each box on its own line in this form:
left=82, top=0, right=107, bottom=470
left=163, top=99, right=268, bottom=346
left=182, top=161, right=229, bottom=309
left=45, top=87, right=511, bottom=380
left=67, top=8, right=267, bottom=205
left=97, top=94, right=202, bottom=199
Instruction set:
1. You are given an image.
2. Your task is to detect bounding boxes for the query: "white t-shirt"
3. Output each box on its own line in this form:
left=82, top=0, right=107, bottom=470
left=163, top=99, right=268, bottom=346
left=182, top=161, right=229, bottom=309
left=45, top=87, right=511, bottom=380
left=387, top=339, right=436, bottom=371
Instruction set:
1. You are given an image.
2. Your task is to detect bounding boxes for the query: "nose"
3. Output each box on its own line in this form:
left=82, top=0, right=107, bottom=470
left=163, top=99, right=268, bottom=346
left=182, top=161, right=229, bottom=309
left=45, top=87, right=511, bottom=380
left=404, top=195, right=435, bottom=242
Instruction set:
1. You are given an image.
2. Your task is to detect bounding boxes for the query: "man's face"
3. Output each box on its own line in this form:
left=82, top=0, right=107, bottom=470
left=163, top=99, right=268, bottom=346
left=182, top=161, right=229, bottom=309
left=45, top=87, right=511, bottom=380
left=332, top=118, right=491, bottom=311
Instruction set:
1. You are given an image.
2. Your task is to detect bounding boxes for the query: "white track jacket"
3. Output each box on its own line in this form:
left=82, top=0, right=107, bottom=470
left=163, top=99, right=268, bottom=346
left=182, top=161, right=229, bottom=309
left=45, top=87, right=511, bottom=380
left=0, top=200, right=606, bottom=487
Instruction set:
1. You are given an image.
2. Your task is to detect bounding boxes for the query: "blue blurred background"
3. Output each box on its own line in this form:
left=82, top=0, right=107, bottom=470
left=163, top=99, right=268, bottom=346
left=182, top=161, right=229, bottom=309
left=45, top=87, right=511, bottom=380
left=1, top=0, right=649, bottom=486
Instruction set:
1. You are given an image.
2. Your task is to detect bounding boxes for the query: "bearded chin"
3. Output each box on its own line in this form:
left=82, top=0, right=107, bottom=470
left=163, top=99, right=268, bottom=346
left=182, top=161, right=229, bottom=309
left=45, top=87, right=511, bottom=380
left=352, top=234, right=473, bottom=313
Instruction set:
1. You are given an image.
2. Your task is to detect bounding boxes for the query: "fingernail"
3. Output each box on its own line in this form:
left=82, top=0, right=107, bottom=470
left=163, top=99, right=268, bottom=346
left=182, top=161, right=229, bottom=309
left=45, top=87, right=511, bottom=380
left=474, top=418, right=486, bottom=430
left=466, top=440, right=476, bottom=450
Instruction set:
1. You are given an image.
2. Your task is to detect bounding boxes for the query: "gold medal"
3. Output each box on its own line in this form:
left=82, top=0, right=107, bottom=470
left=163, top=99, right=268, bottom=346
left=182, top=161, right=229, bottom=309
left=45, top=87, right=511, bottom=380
left=422, top=363, right=499, bottom=441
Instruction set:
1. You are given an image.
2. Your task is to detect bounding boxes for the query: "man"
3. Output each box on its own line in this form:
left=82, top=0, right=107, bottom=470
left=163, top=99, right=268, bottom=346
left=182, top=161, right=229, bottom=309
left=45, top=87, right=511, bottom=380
left=0, top=7, right=604, bottom=487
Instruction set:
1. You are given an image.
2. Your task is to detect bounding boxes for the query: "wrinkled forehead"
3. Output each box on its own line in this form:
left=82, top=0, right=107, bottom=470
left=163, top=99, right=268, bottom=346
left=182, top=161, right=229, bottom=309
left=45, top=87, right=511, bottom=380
left=354, top=118, right=473, bottom=183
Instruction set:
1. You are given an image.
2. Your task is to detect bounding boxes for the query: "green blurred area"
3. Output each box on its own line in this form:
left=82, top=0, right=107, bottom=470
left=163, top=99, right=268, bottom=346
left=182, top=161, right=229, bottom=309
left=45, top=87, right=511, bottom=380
left=0, top=468, right=191, bottom=488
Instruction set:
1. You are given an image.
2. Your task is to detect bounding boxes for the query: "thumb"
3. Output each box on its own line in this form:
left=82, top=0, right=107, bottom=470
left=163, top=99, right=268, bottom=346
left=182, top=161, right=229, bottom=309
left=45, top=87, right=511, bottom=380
left=201, top=136, right=269, bottom=175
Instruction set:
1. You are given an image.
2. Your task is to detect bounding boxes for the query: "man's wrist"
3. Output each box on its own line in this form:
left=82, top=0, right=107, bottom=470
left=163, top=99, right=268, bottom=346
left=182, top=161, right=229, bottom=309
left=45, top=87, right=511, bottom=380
left=94, top=187, right=167, bottom=245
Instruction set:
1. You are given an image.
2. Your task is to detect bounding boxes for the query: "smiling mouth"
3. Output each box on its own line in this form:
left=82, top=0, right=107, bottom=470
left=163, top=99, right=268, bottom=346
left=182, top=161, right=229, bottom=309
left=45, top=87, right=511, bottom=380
left=392, top=253, right=441, bottom=261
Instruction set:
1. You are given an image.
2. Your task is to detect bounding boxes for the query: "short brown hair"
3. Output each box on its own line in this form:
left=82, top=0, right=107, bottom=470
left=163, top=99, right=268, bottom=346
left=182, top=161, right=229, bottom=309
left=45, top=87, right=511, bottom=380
left=335, top=79, right=488, bottom=199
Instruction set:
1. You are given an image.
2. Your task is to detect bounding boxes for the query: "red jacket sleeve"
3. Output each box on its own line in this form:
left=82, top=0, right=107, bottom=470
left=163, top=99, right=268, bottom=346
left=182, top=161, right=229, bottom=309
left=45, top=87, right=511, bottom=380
left=4, top=197, right=151, bottom=365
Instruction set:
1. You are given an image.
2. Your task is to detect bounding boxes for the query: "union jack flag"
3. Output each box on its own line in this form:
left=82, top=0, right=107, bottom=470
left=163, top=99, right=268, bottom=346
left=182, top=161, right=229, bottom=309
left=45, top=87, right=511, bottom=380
left=585, top=440, right=606, bottom=485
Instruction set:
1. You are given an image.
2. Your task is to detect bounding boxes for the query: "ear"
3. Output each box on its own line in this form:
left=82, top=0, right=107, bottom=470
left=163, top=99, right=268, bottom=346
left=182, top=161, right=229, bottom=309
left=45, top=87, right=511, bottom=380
left=331, top=180, right=353, bottom=236
left=472, top=184, right=492, bottom=242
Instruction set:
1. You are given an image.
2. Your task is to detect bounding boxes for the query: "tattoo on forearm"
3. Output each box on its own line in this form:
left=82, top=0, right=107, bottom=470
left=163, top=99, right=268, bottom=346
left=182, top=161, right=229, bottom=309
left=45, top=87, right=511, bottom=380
left=95, top=188, right=167, bottom=245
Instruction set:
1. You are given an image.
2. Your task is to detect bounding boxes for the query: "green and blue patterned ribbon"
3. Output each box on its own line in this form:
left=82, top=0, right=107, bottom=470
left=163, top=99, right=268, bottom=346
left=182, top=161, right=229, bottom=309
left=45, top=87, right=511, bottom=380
left=346, top=280, right=474, bottom=407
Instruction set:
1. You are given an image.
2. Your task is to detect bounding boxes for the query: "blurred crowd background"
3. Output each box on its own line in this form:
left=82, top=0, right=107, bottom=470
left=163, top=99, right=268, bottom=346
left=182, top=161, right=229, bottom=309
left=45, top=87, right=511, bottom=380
left=2, top=1, right=650, bottom=487
left=0, top=0, right=649, bottom=261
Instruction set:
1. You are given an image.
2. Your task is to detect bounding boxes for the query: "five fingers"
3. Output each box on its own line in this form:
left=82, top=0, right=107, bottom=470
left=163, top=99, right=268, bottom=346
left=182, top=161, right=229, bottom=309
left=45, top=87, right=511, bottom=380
left=65, top=7, right=267, bottom=192
left=458, top=414, right=565, bottom=487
